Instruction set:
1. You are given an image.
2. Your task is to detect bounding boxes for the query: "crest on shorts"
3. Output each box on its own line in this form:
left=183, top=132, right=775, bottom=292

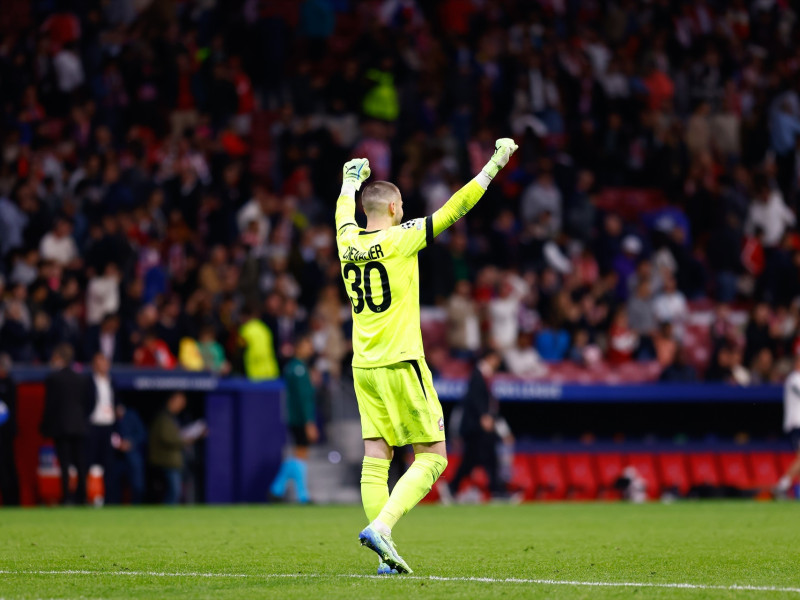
left=438, top=417, right=445, bottom=431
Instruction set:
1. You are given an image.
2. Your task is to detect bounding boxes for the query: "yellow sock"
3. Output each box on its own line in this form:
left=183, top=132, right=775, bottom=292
left=361, top=456, right=390, bottom=522
left=377, top=453, right=447, bottom=530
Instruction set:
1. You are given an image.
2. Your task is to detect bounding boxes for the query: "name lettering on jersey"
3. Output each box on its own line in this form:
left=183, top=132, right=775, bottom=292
left=342, top=244, right=384, bottom=262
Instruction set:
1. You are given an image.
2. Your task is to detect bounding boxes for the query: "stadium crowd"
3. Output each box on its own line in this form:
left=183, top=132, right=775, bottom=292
left=2, top=0, right=800, bottom=386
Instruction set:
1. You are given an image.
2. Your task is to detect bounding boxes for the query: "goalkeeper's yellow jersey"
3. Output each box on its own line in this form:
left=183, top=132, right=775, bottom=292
left=336, top=215, right=432, bottom=368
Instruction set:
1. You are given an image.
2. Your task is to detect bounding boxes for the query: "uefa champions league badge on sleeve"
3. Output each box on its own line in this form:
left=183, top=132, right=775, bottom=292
left=0, top=400, right=8, bottom=426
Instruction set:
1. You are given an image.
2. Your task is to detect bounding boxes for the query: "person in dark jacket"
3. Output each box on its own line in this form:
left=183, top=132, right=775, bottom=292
left=446, top=351, right=503, bottom=498
left=0, top=354, right=19, bottom=505
left=40, top=343, right=92, bottom=505
left=269, top=335, right=319, bottom=503
left=148, top=392, right=187, bottom=504
left=109, top=403, right=147, bottom=504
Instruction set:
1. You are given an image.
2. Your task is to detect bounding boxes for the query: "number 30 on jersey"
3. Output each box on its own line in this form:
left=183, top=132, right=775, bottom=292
left=343, top=261, right=392, bottom=314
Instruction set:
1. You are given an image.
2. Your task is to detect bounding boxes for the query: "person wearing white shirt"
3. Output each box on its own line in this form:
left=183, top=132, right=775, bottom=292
left=776, top=354, right=800, bottom=495
left=488, top=274, right=529, bottom=351
left=86, top=263, right=121, bottom=326
left=53, top=43, right=85, bottom=93
left=652, top=275, right=688, bottom=336
left=39, top=218, right=78, bottom=265
left=503, top=332, right=547, bottom=378
left=87, top=354, right=115, bottom=498
left=745, top=179, right=795, bottom=248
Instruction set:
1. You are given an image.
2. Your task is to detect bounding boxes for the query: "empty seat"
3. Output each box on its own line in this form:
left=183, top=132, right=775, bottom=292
left=656, top=453, right=690, bottom=497
left=508, top=454, right=536, bottom=500
left=718, top=453, right=751, bottom=490
left=595, top=453, right=624, bottom=499
left=564, top=454, right=599, bottom=499
left=688, top=453, right=721, bottom=488
left=747, top=452, right=780, bottom=489
left=532, top=454, right=567, bottom=500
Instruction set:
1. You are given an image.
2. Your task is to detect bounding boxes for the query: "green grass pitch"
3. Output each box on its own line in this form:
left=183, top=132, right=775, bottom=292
left=0, top=502, right=798, bottom=599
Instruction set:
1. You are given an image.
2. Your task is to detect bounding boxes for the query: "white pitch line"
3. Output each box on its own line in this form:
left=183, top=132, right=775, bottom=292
left=0, top=570, right=799, bottom=594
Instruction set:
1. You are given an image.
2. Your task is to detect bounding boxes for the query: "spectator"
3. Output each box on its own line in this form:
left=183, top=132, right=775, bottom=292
left=86, top=263, right=121, bottom=326
left=148, top=392, right=188, bottom=505
left=269, top=335, right=319, bottom=504
left=446, top=280, right=480, bottom=359
left=745, top=175, right=795, bottom=248
left=39, top=216, right=78, bottom=266
left=654, top=322, right=679, bottom=369
left=0, top=354, right=19, bottom=505
left=627, top=279, right=657, bottom=354
left=197, top=325, right=230, bottom=374
left=613, top=235, right=642, bottom=301
left=536, top=319, right=571, bottom=362
left=133, top=330, right=177, bottom=369
left=87, top=353, right=115, bottom=494
left=659, top=350, right=697, bottom=383
left=607, top=308, right=638, bottom=365
left=653, top=274, right=688, bottom=335
left=504, top=332, right=547, bottom=379
left=110, top=403, right=146, bottom=505
left=488, top=273, right=528, bottom=351
left=744, top=303, right=776, bottom=366
left=238, top=306, right=280, bottom=380
left=40, top=344, right=92, bottom=505
left=521, top=164, right=562, bottom=234
left=85, top=314, right=128, bottom=364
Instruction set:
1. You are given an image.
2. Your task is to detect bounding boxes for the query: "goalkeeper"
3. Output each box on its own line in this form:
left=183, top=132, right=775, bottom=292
left=335, top=138, right=518, bottom=574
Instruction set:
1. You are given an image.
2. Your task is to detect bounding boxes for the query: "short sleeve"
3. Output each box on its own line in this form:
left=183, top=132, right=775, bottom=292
left=392, top=217, right=433, bottom=257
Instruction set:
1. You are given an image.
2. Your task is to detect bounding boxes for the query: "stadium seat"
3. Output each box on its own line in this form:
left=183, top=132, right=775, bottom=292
left=656, top=453, right=690, bottom=497
left=508, top=454, right=536, bottom=500
left=624, top=454, right=660, bottom=499
left=532, top=454, right=567, bottom=500
left=687, top=453, right=722, bottom=496
left=747, top=452, right=780, bottom=491
left=595, top=453, right=624, bottom=499
left=717, top=453, right=752, bottom=492
left=776, top=452, right=797, bottom=475
left=564, top=454, right=599, bottom=499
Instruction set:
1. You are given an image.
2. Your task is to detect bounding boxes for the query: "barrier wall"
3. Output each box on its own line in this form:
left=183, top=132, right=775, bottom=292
left=8, top=367, right=786, bottom=505
left=11, top=368, right=285, bottom=505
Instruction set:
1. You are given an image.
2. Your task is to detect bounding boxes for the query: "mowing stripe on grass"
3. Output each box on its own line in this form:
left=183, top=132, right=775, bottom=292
left=1, top=570, right=799, bottom=594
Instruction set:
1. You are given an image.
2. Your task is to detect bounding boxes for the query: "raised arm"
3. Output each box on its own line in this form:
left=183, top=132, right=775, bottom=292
left=335, top=158, right=371, bottom=233
left=431, top=138, right=518, bottom=237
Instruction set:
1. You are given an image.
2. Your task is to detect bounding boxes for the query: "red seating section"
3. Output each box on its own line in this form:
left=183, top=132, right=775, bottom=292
left=595, top=453, right=624, bottom=499
left=718, top=453, right=751, bottom=489
left=427, top=449, right=795, bottom=502
left=532, top=454, right=567, bottom=500
left=625, top=454, right=660, bottom=499
left=564, top=454, right=598, bottom=499
left=688, top=453, right=721, bottom=488
left=656, top=454, right=690, bottom=496
left=748, top=452, right=780, bottom=489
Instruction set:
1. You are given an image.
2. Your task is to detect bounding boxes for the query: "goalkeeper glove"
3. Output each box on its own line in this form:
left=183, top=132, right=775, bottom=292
left=342, top=158, right=371, bottom=191
left=482, top=138, right=519, bottom=180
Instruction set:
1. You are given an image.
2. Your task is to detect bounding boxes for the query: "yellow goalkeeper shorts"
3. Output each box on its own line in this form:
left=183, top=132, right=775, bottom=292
left=352, top=359, right=445, bottom=447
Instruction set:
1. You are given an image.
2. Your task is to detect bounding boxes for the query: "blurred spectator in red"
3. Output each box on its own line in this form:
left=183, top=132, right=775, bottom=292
left=133, top=330, right=177, bottom=369
left=607, top=308, right=638, bottom=365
